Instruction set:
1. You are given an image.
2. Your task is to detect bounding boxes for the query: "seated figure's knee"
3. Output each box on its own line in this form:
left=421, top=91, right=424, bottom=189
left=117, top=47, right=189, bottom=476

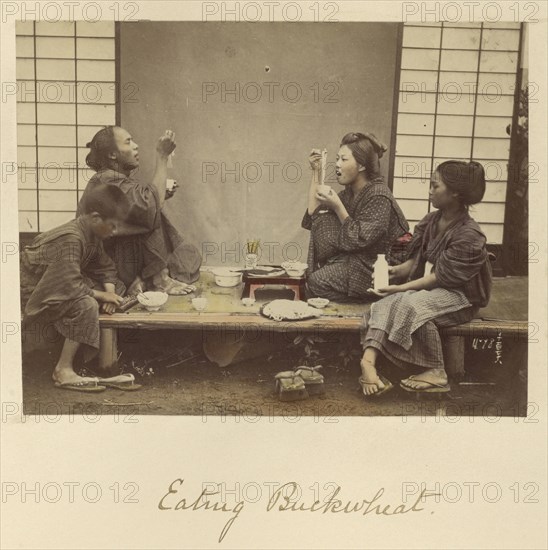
left=78, top=296, right=100, bottom=317
left=306, top=271, right=331, bottom=298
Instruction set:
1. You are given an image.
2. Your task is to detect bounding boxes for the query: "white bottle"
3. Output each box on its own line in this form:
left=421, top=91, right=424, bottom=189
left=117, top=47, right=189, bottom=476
left=373, top=254, right=389, bottom=290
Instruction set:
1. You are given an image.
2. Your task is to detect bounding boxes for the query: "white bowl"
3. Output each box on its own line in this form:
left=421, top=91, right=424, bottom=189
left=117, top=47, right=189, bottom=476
left=317, top=184, right=333, bottom=196
left=241, top=297, right=256, bottom=307
left=137, top=291, right=168, bottom=312
left=191, top=297, right=208, bottom=311
left=211, top=267, right=242, bottom=287
left=282, top=262, right=307, bottom=277
left=307, top=297, right=330, bottom=309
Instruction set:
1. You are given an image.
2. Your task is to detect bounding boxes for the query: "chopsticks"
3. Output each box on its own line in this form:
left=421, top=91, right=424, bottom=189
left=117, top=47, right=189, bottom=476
left=321, top=149, right=327, bottom=185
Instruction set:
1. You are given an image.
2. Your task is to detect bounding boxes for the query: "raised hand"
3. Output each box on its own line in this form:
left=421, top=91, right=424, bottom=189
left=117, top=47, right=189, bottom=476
left=308, top=149, right=323, bottom=171
left=156, top=130, right=177, bottom=157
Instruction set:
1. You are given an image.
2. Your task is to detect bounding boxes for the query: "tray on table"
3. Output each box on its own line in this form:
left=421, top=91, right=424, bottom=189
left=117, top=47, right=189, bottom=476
left=241, top=265, right=307, bottom=301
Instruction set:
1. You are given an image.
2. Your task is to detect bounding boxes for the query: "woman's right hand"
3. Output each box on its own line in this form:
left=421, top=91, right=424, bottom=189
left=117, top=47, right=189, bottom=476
left=388, top=265, right=400, bottom=280
left=308, top=149, right=322, bottom=171
left=156, top=130, right=176, bottom=158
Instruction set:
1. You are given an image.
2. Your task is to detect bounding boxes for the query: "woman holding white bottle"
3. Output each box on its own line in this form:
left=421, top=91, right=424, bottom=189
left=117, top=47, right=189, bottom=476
left=359, top=161, right=492, bottom=397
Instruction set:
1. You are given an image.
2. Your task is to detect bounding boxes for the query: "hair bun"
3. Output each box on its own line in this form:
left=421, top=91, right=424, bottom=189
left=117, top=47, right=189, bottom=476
left=363, top=132, right=387, bottom=159
left=437, top=160, right=486, bottom=206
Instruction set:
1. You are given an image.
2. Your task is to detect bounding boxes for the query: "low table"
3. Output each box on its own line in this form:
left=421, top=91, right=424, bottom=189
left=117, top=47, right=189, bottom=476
left=241, top=271, right=307, bottom=301
left=97, top=275, right=528, bottom=379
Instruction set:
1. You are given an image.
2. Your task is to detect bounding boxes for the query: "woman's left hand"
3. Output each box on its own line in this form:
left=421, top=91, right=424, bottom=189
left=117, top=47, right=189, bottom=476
left=368, top=285, right=402, bottom=297
left=101, top=302, right=117, bottom=314
left=165, top=181, right=179, bottom=200
left=315, top=188, right=341, bottom=210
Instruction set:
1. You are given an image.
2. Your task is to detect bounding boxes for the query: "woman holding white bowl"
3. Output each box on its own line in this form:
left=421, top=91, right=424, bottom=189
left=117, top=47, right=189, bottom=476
left=302, top=132, right=409, bottom=302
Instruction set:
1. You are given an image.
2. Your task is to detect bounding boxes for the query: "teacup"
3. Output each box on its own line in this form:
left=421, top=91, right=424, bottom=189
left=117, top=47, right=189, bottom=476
left=191, top=297, right=208, bottom=311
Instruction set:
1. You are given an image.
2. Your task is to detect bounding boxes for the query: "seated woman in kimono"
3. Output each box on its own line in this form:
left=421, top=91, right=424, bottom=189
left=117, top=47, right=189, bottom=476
left=302, top=132, right=409, bottom=302
left=359, top=160, right=492, bottom=396
left=78, top=126, right=201, bottom=296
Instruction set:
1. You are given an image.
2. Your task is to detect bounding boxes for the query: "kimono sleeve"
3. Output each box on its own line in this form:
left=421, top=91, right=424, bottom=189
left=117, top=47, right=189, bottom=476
left=302, top=206, right=328, bottom=230
left=116, top=177, right=161, bottom=231
left=435, top=227, right=488, bottom=288
left=84, top=242, right=119, bottom=285
left=336, top=195, right=392, bottom=252
left=24, top=238, right=94, bottom=317
left=302, top=211, right=312, bottom=230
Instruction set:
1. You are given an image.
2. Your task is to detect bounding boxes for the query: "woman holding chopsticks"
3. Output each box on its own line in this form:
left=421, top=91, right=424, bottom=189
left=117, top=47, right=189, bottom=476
left=302, top=132, right=409, bottom=301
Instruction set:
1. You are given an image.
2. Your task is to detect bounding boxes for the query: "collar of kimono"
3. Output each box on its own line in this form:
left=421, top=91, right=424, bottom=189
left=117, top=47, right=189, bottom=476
left=423, top=208, right=470, bottom=259
left=97, top=168, right=133, bottom=184
left=341, top=176, right=386, bottom=205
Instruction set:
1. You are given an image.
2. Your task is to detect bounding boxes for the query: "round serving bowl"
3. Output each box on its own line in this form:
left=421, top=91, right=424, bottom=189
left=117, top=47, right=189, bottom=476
left=211, top=267, right=242, bottom=287
left=137, top=291, right=168, bottom=312
left=307, top=297, right=330, bottom=309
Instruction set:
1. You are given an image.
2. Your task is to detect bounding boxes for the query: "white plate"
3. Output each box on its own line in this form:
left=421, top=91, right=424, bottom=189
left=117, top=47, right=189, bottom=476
left=246, top=269, right=286, bottom=278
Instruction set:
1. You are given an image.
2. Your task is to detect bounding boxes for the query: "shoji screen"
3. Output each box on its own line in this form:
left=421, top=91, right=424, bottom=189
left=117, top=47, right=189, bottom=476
left=393, top=22, right=521, bottom=244
left=16, top=21, right=116, bottom=232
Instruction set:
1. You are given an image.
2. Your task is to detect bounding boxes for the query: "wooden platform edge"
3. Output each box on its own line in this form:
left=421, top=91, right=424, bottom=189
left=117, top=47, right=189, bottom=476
left=98, top=312, right=530, bottom=339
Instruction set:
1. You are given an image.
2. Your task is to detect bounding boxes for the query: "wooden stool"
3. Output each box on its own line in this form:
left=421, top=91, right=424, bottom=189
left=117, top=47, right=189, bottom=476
left=241, top=272, right=307, bottom=301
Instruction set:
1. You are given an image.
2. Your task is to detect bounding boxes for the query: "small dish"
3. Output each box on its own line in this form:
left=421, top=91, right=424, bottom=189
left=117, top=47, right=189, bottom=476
left=191, top=297, right=208, bottom=311
left=281, top=261, right=308, bottom=278
left=137, top=291, right=168, bottom=312
left=307, top=298, right=330, bottom=309
left=241, top=297, right=256, bottom=307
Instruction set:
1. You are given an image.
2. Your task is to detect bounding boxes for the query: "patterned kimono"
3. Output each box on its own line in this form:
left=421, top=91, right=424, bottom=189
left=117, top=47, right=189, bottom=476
left=361, top=209, right=492, bottom=370
left=302, top=178, right=409, bottom=301
left=20, top=218, right=123, bottom=350
left=78, top=169, right=201, bottom=287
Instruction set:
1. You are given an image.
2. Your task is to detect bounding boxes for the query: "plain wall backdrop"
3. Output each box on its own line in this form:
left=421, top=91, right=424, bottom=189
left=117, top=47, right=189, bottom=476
left=120, top=22, right=399, bottom=265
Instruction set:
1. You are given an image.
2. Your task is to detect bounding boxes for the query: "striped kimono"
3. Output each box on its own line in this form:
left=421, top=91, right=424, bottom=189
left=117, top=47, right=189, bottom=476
left=302, top=178, right=409, bottom=301
left=361, top=209, right=493, bottom=370
left=20, top=218, right=123, bottom=351
left=78, top=169, right=201, bottom=287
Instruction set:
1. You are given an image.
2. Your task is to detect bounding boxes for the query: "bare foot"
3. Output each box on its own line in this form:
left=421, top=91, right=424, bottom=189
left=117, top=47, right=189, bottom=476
left=152, top=269, right=196, bottom=295
left=359, top=357, right=386, bottom=396
left=401, top=369, right=448, bottom=390
left=52, top=368, right=98, bottom=386
left=127, top=276, right=145, bottom=296
left=153, top=276, right=196, bottom=295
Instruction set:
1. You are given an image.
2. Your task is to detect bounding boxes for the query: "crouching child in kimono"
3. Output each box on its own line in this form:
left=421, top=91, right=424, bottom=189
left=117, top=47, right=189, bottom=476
left=20, top=183, right=141, bottom=393
left=359, top=160, right=492, bottom=397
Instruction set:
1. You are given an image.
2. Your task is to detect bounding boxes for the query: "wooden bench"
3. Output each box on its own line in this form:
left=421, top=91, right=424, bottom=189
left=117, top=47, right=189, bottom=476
left=98, top=275, right=528, bottom=378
